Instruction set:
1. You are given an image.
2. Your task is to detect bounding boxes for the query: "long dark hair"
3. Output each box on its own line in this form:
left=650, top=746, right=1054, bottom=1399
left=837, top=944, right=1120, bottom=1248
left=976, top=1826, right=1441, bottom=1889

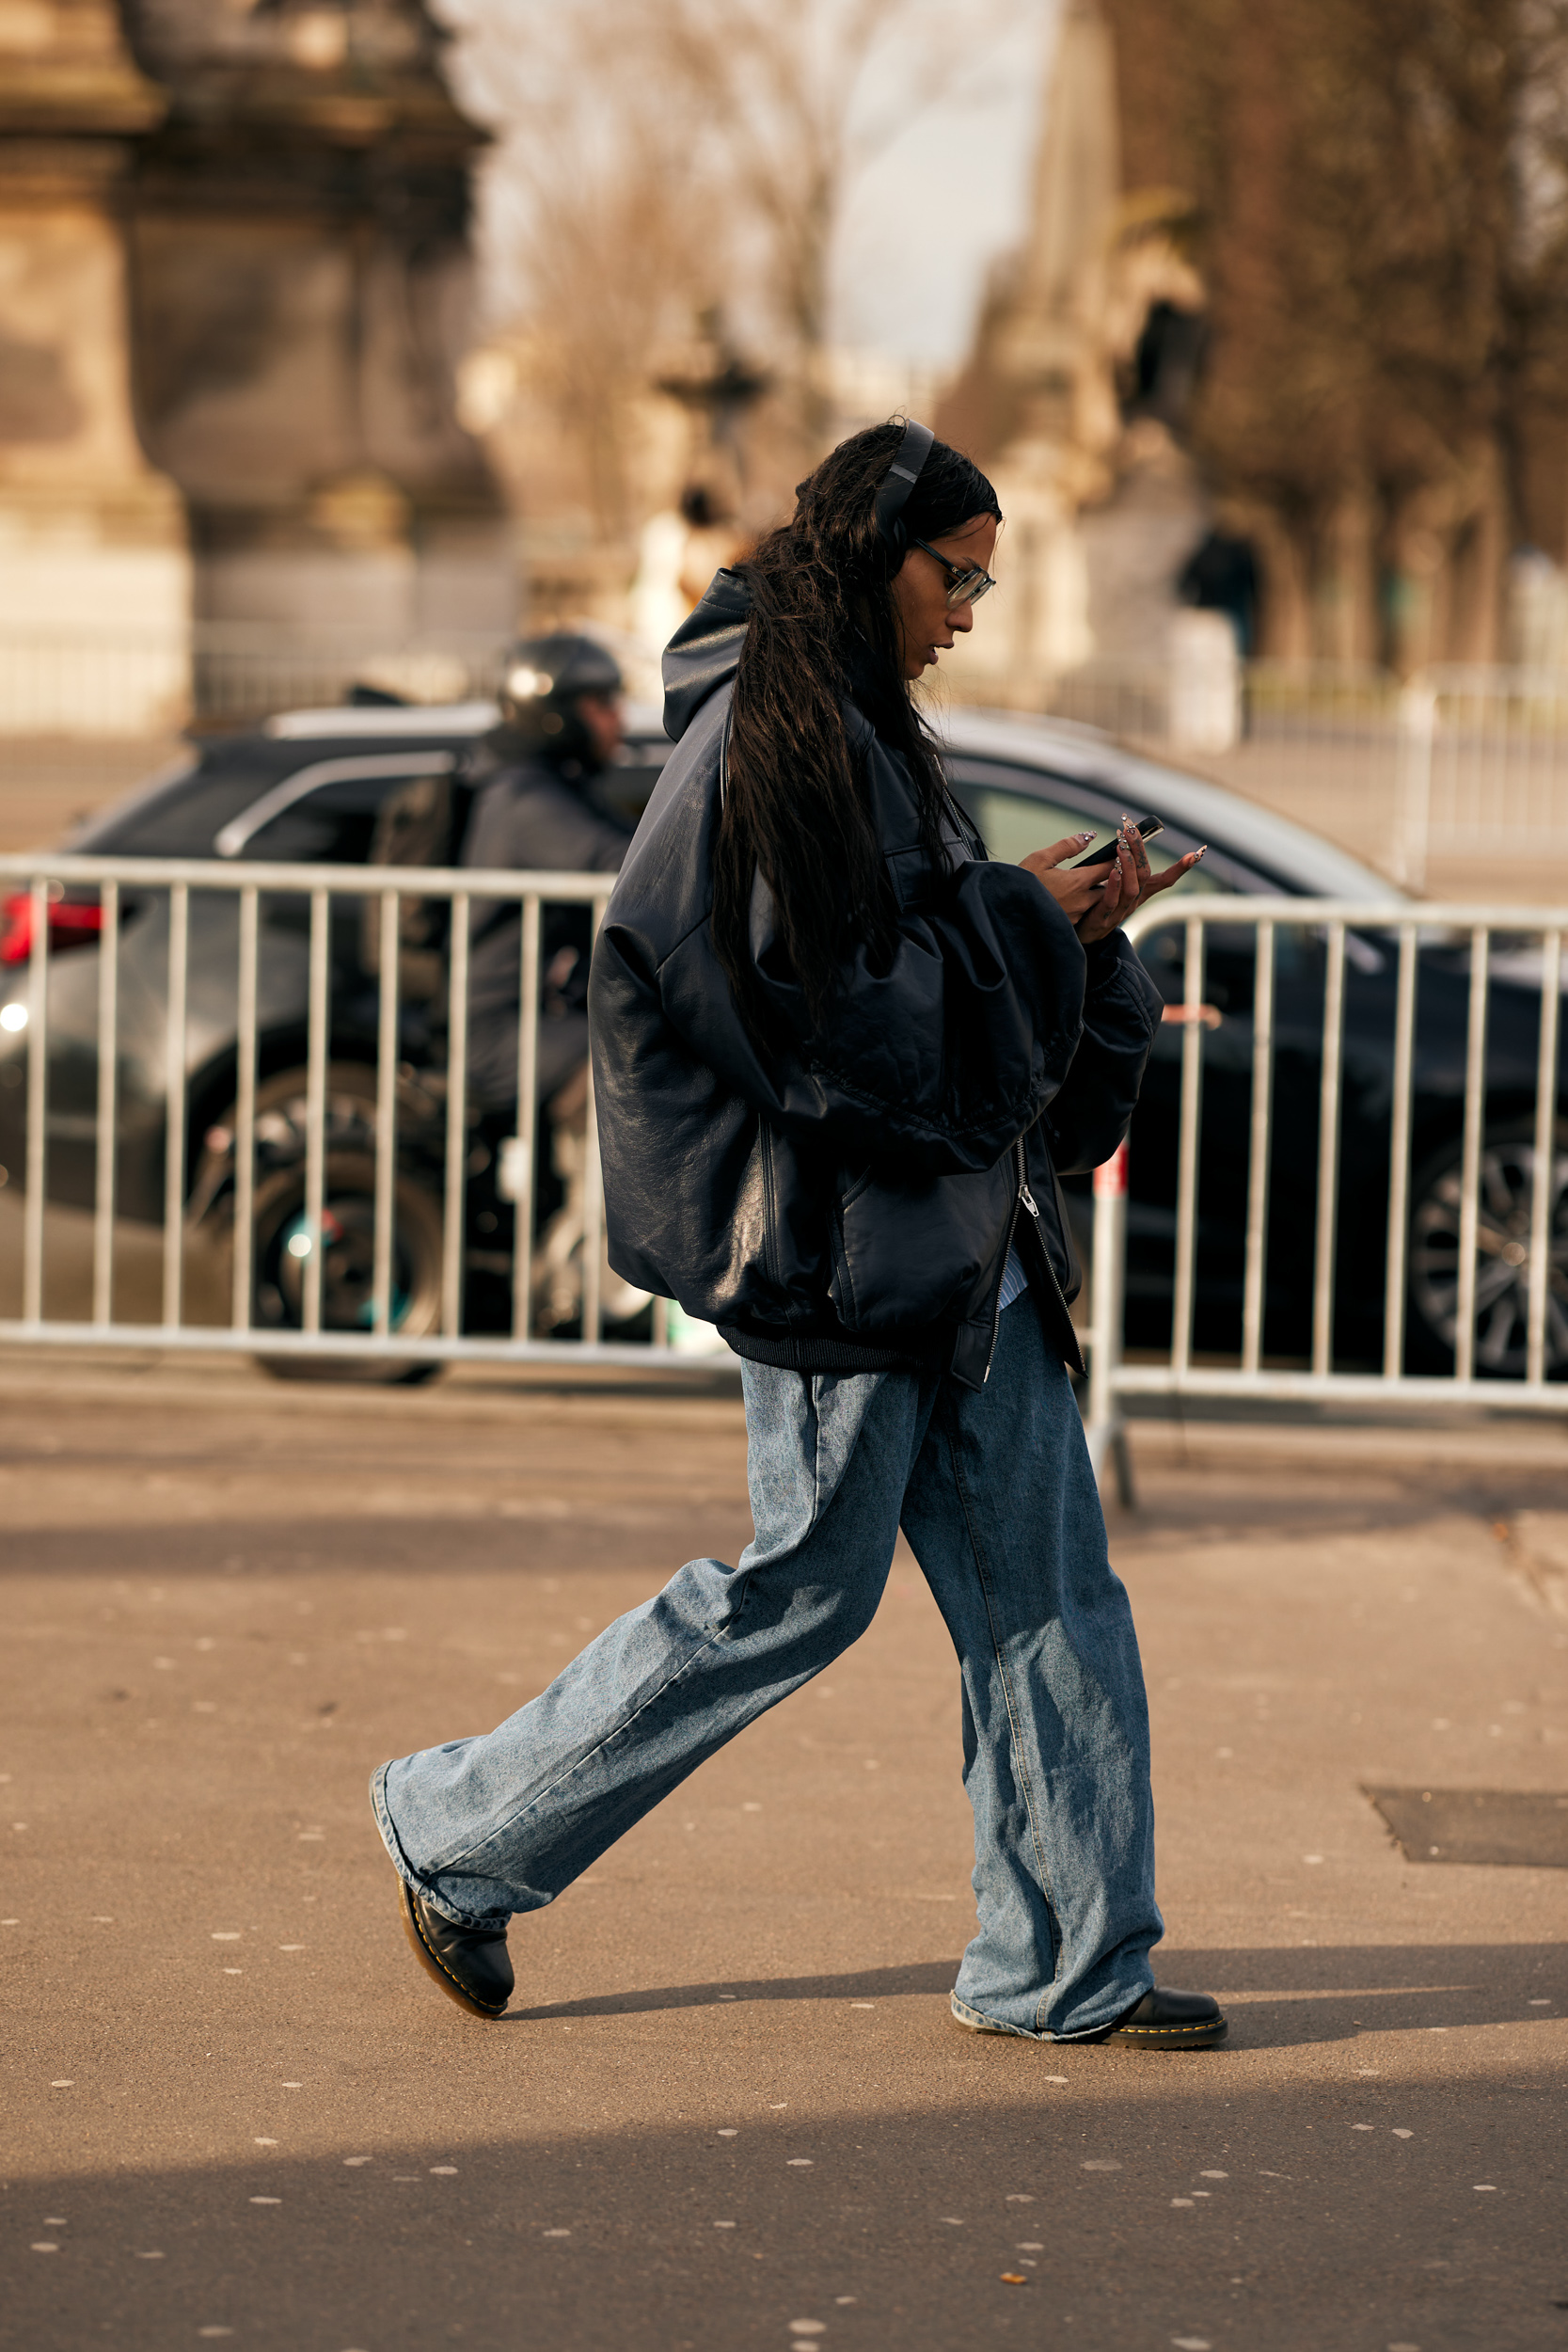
left=711, top=421, right=1001, bottom=1044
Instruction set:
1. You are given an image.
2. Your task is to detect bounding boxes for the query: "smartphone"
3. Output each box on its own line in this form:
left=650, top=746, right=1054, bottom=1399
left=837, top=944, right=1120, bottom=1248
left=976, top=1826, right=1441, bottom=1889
left=1068, top=813, right=1165, bottom=867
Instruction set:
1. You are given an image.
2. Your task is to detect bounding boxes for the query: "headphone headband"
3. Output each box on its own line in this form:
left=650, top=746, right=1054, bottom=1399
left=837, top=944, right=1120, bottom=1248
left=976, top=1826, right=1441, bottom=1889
left=873, top=418, right=935, bottom=556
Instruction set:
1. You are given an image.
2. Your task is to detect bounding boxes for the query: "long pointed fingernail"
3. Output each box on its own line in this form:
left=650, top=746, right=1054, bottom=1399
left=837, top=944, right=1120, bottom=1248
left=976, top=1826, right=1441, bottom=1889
left=1076, top=832, right=1095, bottom=842
left=1193, top=845, right=1207, bottom=860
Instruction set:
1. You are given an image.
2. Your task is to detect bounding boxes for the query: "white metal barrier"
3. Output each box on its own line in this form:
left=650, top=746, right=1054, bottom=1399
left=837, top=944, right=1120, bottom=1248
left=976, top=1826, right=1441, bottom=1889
left=1085, top=897, right=1568, bottom=1492
left=0, top=849, right=692, bottom=1372
left=4, top=857, right=1564, bottom=1422
left=1029, top=659, right=1568, bottom=887
left=0, top=627, right=509, bottom=738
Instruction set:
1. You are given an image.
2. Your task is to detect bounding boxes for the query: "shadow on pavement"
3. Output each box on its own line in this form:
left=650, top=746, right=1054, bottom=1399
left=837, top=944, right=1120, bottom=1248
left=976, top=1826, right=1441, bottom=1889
left=508, top=1942, right=1564, bottom=2048
left=512, top=1957, right=961, bottom=2020
left=11, top=2056, right=1567, bottom=2352
left=1163, top=1940, right=1565, bottom=2049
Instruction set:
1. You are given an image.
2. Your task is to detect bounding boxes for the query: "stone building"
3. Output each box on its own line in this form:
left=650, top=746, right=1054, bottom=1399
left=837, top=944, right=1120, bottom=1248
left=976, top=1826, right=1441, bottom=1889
left=0, top=1, right=187, bottom=728
left=0, top=0, right=511, bottom=733
left=940, top=0, right=1568, bottom=690
left=1091, top=0, right=1568, bottom=675
left=937, top=0, right=1214, bottom=706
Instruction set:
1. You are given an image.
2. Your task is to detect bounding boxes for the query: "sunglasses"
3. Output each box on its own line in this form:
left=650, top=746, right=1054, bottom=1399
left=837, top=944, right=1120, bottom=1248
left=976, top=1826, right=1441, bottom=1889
left=911, top=537, right=997, bottom=609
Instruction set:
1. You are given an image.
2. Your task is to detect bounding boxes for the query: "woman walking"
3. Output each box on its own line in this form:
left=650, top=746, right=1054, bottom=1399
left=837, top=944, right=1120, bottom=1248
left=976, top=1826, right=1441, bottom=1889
left=372, top=421, right=1221, bottom=2048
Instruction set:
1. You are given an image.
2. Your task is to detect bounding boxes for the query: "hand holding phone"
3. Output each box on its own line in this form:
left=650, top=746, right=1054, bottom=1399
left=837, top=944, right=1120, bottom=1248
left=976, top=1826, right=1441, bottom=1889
left=1069, top=814, right=1165, bottom=867
left=1023, top=813, right=1206, bottom=944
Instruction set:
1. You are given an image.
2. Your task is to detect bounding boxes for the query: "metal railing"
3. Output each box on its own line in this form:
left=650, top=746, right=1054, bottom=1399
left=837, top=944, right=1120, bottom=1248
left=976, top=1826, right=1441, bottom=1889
left=1027, top=658, right=1568, bottom=887
left=1085, top=897, right=1568, bottom=1493
left=4, top=854, right=1564, bottom=1425
left=0, top=627, right=509, bottom=737
left=191, top=628, right=508, bottom=728
left=0, top=848, right=695, bottom=1371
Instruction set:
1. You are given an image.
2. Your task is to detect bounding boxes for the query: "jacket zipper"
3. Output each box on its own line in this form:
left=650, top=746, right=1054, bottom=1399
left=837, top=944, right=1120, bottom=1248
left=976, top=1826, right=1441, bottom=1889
left=980, top=1199, right=1019, bottom=1384
left=983, top=1136, right=1087, bottom=1383
left=980, top=1139, right=1031, bottom=1384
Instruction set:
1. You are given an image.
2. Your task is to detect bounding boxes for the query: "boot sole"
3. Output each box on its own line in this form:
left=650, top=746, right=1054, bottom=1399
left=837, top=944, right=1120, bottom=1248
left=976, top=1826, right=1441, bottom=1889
left=398, top=1880, right=508, bottom=2020
left=950, top=1998, right=1227, bottom=2048
left=1104, top=2015, right=1228, bottom=2049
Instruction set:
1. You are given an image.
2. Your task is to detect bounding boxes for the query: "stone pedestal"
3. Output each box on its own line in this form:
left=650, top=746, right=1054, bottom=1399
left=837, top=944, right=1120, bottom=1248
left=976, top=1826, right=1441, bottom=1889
left=122, top=0, right=515, bottom=650
left=0, top=1, right=514, bottom=742
left=0, top=2, right=190, bottom=734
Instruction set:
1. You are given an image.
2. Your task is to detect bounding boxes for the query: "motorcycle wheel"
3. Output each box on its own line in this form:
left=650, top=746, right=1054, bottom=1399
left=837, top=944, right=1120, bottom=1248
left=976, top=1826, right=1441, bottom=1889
left=249, top=1152, right=446, bottom=1386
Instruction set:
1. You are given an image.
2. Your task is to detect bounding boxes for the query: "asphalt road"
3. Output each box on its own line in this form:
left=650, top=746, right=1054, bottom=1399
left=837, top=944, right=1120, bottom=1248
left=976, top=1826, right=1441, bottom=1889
left=3, top=1356, right=1566, bottom=2352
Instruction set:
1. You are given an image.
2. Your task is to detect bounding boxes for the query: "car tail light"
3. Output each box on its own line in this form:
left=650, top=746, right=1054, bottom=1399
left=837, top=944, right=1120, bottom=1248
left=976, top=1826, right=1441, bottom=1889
left=0, top=890, right=103, bottom=966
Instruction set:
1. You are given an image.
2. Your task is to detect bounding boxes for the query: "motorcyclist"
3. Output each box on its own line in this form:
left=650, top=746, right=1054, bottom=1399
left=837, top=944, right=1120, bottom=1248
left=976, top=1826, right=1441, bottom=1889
left=461, top=633, right=634, bottom=1110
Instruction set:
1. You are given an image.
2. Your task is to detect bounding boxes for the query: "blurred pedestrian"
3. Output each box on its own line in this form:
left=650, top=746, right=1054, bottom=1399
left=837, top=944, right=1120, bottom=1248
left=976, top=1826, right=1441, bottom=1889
left=373, top=421, right=1221, bottom=2051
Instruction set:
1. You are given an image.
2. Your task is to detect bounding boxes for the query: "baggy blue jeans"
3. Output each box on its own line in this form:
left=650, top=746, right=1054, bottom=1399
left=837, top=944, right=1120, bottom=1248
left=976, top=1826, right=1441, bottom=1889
left=372, top=1291, right=1163, bottom=2040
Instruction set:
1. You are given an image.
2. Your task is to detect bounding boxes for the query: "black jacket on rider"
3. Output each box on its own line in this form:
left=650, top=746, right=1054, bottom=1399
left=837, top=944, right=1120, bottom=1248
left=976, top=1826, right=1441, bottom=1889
left=462, top=746, right=633, bottom=1108
left=588, top=570, right=1163, bottom=1390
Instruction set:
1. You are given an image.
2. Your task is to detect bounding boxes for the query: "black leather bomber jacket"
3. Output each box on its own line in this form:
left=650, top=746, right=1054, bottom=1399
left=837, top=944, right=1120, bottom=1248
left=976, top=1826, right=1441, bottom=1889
left=588, top=571, right=1163, bottom=1391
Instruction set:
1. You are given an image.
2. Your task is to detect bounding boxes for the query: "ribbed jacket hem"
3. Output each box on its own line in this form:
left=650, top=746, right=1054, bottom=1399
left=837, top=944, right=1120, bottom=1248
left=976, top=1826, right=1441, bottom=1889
left=715, top=1323, right=930, bottom=1378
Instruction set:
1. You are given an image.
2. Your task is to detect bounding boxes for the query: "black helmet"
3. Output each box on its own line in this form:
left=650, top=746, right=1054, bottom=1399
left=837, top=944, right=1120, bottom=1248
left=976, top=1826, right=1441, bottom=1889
left=493, top=632, right=623, bottom=765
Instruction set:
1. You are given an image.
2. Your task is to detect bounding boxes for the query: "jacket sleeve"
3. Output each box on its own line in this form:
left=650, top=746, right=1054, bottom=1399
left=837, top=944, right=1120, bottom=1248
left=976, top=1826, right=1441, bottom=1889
left=1040, top=931, right=1163, bottom=1175
left=656, top=854, right=1093, bottom=1179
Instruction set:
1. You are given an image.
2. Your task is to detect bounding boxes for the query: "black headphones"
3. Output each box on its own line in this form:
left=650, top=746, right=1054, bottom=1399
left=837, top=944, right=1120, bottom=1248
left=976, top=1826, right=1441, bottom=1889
left=872, top=417, right=935, bottom=563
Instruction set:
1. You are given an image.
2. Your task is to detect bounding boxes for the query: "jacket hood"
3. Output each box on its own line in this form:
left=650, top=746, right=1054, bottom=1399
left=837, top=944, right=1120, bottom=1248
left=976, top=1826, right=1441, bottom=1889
left=662, top=567, right=752, bottom=740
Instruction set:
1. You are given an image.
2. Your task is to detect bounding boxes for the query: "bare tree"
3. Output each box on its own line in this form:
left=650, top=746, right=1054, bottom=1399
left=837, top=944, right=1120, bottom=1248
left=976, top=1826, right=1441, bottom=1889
left=438, top=0, right=733, bottom=543
left=650, top=0, right=926, bottom=448
left=512, top=132, right=723, bottom=542
left=1104, top=0, right=1568, bottom=664
left=448, top=0, right=1008, bottom=538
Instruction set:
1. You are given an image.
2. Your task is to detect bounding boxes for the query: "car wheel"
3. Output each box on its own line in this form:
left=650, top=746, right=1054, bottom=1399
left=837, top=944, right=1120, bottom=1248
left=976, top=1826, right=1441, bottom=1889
left=250, top=1152, right=446, bottom=1385
left=1407, top=1119, right=1568, bottom=1378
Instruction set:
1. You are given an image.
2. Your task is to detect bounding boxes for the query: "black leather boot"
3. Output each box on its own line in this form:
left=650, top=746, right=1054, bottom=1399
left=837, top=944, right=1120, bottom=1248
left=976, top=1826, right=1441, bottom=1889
left=398, top=1880, right=514, bottom=2019
left=1101, top=1987, right=1227, bottom=2048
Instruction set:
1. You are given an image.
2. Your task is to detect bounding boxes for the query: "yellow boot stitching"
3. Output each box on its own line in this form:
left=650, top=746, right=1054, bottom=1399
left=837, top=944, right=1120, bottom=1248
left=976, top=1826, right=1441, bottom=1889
left=404, top=1885, right=506, bottom=2016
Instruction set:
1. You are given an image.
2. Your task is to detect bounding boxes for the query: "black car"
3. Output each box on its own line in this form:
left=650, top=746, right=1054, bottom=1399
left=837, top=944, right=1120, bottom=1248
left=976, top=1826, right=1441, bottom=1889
left=939, top=711, right=1566, bottom=1379
left=0, top=697, right=671, bottom=1361
left=1, top=699, right=1562, bottom=1377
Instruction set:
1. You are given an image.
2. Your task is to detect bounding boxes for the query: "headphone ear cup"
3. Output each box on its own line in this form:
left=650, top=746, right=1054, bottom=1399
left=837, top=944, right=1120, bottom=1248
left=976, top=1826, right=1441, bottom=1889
left=873, top=417, right=932, bottom=564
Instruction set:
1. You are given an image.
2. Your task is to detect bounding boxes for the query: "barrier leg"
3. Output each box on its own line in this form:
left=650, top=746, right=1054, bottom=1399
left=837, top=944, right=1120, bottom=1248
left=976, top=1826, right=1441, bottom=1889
left=1084, top=1142, right=1135, bottom=1510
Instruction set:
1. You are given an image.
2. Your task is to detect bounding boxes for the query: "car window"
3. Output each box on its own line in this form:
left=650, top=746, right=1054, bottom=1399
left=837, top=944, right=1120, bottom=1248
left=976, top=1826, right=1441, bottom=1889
left=1089, top=751, right=1403, bottom=901
left=71, top=764, right=282, bottom=857
left=960, top=785, right=1104, bottom=866
left=958, top=782, right=1230, bottom=894
left=238, top=774, right=413, bottom=865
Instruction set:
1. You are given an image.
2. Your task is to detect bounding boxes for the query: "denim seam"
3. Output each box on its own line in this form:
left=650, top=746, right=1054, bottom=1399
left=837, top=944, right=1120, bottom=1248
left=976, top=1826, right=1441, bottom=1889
left=950, top=1990, right=1036, bottom=2039
left=371, top=1763, right=494, bottom=1933
left=449, top=1373, right=883, bottom=1884
left=951, top=1987, right=1142, bottom=2045
left=427, top=1608, right=749, bottom=1884
left=416, top=1393, right=850, bottom=1889
left=941, top=1395, right=1063, bottom=2034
